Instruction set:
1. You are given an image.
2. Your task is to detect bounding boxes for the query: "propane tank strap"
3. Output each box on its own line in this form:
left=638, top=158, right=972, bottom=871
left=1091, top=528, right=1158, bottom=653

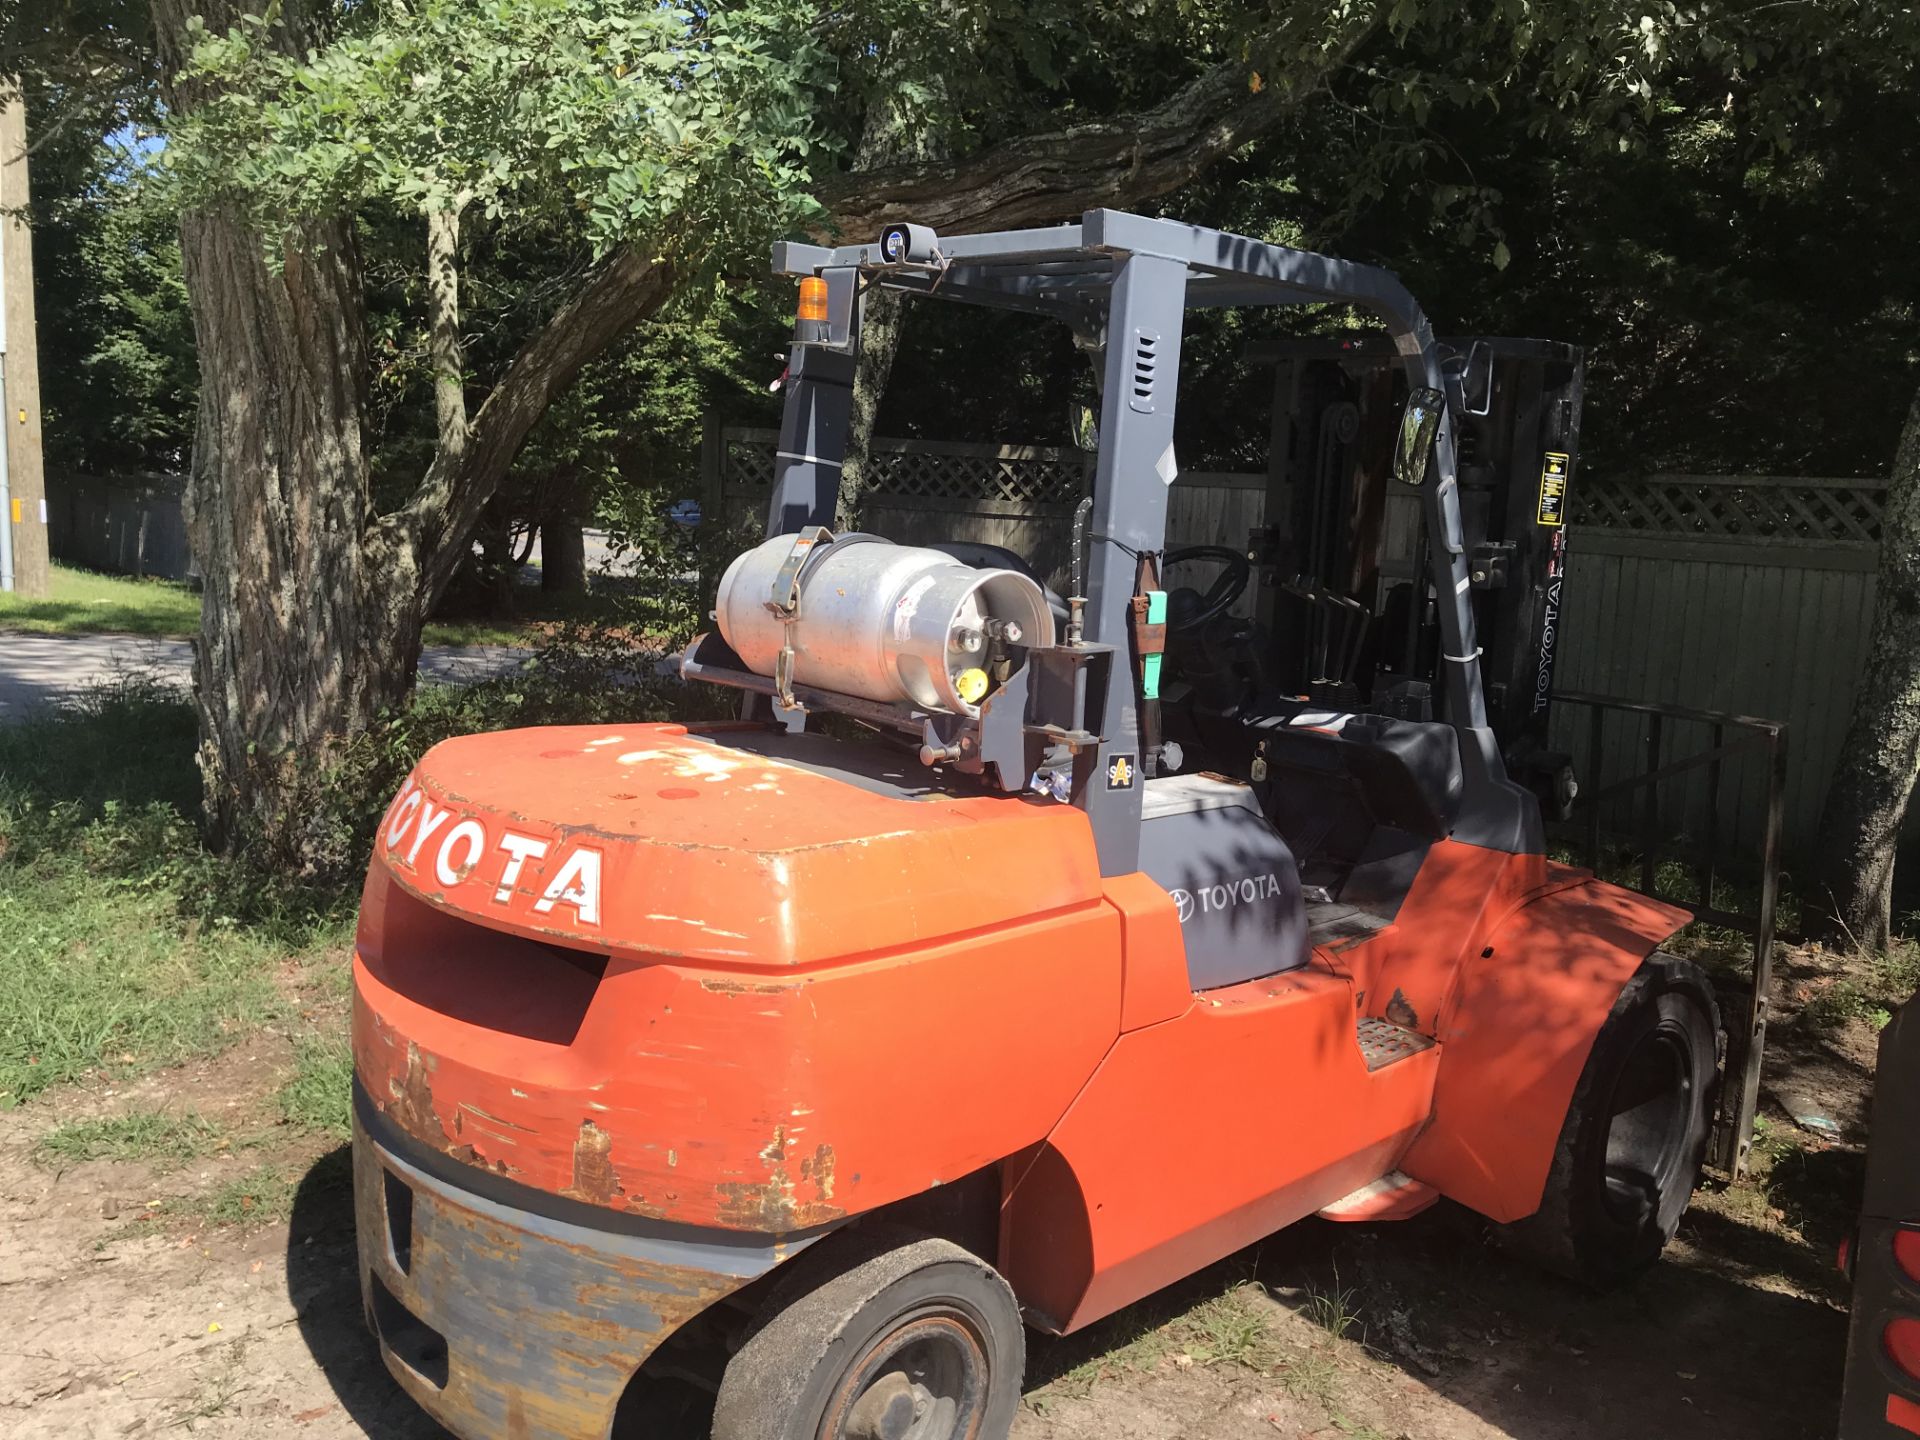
left=1128, top=550, right=1166, bottom=653
left=1130, top=551, right=1166, bottom=778
left=767, top=528, right=891, bottom=617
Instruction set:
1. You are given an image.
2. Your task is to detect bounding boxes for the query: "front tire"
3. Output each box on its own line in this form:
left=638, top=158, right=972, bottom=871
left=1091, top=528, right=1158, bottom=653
left=1501, top=951, right=1720, bottom=1287
left=712, top=1229, right=1025, bottom=1440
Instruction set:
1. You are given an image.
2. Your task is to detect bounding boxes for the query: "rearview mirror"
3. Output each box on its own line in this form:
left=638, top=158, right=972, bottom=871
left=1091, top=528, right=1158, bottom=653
left=1461, top=340, right=1493, bottom=417
left=1393, top=388, right=1447, bottom=487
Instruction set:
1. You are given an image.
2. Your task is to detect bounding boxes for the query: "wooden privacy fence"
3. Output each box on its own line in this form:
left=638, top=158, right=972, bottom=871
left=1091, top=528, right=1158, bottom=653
left=1551, top=474, right=1883, bottom=857
left=46, top=470, right=194, bottom=581
left=707, top=429, right=1877, bottom=857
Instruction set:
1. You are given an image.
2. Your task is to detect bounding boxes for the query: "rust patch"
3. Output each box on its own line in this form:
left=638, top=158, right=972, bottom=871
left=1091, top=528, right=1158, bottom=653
left=387, top=1042, right=454, bottom=1148
left=446, top=1143, right=514, bottom=1176
left=355, top=1140, right=748, bottom=1440
left=561, top=1119, right=627, bottom=1206
left=797, top=1143, right=836, bottom=1204
left=698, top=977, right=789, bottom=996
left=759, top=1125, right=787, bottom=1165
left=1385, top=987, right=1420, bottom=1031
left=716, top=1131, right=844, bottom=1232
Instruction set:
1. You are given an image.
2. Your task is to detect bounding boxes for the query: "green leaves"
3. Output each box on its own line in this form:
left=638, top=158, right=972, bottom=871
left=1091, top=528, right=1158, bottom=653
left=166, top=0, right=831, bottom=268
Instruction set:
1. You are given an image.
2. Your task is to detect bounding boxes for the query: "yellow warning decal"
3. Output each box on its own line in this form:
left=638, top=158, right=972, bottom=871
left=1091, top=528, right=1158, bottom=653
left=1537, top=451, right=1570, bottom=527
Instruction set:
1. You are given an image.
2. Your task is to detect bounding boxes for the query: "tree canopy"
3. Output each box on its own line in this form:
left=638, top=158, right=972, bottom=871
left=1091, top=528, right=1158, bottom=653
left=5, top=0, right=1918, bottom=847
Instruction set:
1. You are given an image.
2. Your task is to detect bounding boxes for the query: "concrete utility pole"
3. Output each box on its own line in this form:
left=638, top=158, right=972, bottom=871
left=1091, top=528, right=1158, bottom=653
left=1, top=79, right=50, bottom=597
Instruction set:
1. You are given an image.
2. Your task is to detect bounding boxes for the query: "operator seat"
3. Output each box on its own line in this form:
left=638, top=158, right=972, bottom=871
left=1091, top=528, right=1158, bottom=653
left=1250, top=710, right=1463, bottom=842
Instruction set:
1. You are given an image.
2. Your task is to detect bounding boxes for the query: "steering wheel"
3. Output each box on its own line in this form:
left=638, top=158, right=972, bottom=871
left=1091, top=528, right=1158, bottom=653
left=1163, top=545, right=1252, bottom=631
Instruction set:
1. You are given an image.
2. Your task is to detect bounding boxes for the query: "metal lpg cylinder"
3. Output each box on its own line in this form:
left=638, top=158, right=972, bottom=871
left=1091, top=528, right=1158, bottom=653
left=715, top=534, right=1055, bottom=715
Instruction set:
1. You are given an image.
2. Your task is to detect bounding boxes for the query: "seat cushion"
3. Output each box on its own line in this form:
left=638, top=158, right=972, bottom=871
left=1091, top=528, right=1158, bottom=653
left=1249, top=710, right=1463, bottom=841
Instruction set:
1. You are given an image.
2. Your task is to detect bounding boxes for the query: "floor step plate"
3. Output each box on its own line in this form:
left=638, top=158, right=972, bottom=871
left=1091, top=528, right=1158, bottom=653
left=1356, top=1015, right=1435, bottom=1072
left=1318, top=1170, right=1440, bottom=1223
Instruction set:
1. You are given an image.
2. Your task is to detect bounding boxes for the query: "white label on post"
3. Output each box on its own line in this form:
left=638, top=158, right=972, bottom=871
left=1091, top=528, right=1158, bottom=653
left=1156, top=443, right=1179, bottom=486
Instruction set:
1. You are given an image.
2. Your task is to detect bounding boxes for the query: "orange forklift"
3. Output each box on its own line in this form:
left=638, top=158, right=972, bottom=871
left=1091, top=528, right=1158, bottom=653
left=352, top=210, right=1721, bottom=1440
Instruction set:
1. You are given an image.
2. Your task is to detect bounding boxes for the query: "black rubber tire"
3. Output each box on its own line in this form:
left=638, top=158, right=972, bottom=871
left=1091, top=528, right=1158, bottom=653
left=1499, top=951, right=1721, bottom=1288
left=711, top=1227, right=1025, bottom=1440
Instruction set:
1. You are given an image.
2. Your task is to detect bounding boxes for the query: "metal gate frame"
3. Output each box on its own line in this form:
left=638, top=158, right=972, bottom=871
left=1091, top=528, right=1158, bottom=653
left=1553, top=689, right=1788, bottom=1178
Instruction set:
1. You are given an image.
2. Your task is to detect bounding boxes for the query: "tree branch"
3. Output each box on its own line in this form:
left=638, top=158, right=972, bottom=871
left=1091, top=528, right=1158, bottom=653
left=816, top=11, right=1383, bottom=236
left=426, top=204, right=468, bottom=469
left=403, top=243, right=674, bottom=604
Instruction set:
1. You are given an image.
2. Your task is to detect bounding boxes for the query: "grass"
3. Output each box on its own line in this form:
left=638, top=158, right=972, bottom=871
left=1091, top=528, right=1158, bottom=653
left=0, top=562, right=201, bottom=638
left=38, top=1108, right=227, bottom=1166
left=0, top=559, right=578, bottom=646
left=0, top=679, right=347, bottom=1107
left=0, top=863, right=290, bottom=1106
left=1035, top=1279, right=1289, bottom=1410
left=1301, top=1269, right=1363, bottom=1344
left=279, top=1030, right=352, bottom=1140
left=194, top=1162, right=299, bottom=1226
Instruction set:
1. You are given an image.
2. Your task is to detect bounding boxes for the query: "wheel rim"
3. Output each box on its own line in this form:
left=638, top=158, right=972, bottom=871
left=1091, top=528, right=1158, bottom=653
left=1600, top=1019, right=1695, bottom=1229
left=821, top=1305, right=990, bottom=1440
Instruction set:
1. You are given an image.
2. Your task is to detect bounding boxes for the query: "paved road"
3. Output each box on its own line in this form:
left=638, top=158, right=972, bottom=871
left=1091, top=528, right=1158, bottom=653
left=0, top=631, right=530, bottom=720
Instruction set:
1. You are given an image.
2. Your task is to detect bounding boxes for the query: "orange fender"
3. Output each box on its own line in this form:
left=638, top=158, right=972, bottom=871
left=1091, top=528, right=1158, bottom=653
left=1399, top=875, right=1691, bottom=1223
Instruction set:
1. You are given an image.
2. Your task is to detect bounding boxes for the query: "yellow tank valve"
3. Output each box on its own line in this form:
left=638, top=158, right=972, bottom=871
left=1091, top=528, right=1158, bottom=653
left=955, top=668, right=990, bottom=705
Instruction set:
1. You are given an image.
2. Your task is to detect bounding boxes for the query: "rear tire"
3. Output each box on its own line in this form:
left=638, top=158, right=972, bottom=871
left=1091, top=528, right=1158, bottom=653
left=712, top=1228, right=1025, bottom=1440
left=1500, top=951, right=1720, bottom=1287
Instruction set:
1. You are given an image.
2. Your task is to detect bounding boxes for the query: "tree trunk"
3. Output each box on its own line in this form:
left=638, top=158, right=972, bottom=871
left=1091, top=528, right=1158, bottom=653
left=1811, top=384, right=1920, bottom=951
left=156, top=0, right=418, bottom=847
left=834, top=71, right=946, bottom=530
left=836, top=289, right=908, bottom=530
left=540, top=485, right=588, bottom=595
left=175, top=204, right=419, bottom=846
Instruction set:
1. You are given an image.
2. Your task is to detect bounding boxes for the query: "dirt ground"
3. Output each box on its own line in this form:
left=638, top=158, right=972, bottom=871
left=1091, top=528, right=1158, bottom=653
left=0, top=944, right=1875, bottom=1440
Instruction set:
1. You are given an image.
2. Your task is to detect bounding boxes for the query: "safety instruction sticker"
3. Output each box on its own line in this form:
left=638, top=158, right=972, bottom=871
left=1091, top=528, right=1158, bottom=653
left=1536, top=452, right=1570, bottom=527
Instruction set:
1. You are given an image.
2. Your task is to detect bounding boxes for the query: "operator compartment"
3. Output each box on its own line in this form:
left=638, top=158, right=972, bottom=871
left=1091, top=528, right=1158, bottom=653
left=352, top=721, right=1126, bottom=1230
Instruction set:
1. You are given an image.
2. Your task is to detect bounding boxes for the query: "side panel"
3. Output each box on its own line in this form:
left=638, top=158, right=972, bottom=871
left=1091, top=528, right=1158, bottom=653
left=1001, top=964, right=1437, bottom=1332
left=1330, top=840, right=1542, bottom=1037
left=1399, top=878, right=1689, bottom=1223
left=1103, top=872, right=1196, bottom=1033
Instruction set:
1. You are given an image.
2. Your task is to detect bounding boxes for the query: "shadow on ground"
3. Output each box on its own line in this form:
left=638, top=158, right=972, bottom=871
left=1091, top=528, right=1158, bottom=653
left=289, top=1147, right=450, bottom=1439
left=1027, top=1201, right=1848, bottom=1440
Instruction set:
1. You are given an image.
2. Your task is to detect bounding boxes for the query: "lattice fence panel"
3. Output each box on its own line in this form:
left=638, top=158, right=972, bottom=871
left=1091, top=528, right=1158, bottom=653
left=1572, top=474, right=1886, bottom=544
left=722, top=428, right=1092, bottom=509
left=725, top=436, right=777, bottom=490
left=863, top=445, right=1089, bottom=507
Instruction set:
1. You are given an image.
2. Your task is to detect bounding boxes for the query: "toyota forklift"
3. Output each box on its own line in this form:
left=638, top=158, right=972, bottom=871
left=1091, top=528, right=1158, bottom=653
left=351, top=211, right=1720, bottom=1440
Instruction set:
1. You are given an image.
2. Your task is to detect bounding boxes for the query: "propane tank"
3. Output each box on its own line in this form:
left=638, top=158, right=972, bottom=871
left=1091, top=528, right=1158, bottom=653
left=715, top=534, right=1055, bottom=716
